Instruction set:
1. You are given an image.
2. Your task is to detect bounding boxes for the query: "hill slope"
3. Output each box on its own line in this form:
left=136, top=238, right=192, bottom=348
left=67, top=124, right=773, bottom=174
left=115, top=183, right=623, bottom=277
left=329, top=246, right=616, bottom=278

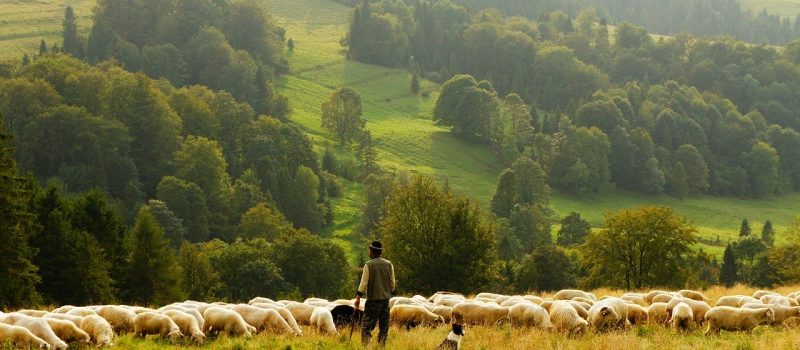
left=0, top=0, right=94, bottom=58
left=265, top=0, right=800, bottom=259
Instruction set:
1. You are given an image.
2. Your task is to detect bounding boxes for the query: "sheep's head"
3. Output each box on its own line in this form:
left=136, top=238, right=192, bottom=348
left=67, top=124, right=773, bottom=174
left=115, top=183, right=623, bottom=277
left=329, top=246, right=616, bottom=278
left=765, top=309, right=775, bottom=323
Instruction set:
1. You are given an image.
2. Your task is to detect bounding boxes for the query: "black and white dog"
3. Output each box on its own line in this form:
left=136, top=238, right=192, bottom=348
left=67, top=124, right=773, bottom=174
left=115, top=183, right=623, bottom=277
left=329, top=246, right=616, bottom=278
left=437, top=323, right=465, bottom=350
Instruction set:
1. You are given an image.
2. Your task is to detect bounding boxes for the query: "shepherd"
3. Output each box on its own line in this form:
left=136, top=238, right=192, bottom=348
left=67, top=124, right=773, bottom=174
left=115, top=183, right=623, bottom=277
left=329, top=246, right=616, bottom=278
left=355, top=240, right=396, bottom=347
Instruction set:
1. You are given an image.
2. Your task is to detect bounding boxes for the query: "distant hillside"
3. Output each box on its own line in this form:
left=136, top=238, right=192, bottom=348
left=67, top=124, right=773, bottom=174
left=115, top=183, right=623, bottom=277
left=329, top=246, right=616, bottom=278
left=0, top=0, right=94, bottom=58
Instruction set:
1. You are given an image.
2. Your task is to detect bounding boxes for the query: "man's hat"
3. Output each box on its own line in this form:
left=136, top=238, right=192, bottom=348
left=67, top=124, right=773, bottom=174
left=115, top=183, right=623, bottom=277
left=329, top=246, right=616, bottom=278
left=369, top=241, right=383, bottom=251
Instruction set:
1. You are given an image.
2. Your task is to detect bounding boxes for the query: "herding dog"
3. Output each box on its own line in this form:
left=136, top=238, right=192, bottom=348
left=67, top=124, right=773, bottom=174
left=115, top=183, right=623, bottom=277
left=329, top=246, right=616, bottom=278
left=436, top=323, right=464, bottom=350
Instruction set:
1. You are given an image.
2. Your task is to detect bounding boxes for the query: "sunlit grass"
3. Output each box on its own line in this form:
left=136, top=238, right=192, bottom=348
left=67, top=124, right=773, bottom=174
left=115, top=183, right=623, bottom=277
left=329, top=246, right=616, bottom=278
left=0, top=0, right=94, bottom=58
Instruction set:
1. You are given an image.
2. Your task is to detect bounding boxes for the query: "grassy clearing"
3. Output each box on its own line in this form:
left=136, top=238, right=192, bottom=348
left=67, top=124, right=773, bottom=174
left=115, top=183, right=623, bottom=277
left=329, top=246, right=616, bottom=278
left=267, top=0, right=800, bottom=261
left=0, top=0, right=95, bottom=58
left=740, top=0, right=800, bottom=18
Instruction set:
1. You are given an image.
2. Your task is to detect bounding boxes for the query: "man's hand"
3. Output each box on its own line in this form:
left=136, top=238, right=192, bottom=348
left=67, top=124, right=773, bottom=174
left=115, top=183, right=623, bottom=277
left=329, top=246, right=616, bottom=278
left=354, top=296, right=361, bottom=310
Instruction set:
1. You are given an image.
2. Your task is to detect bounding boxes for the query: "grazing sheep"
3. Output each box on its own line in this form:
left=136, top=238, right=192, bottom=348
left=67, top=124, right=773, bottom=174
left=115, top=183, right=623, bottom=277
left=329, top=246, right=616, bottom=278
left=554, top=290, right=596, bottom=302
left=670, top=303, right=694, bottom=332
left=588, top=298, right=629, bottom=331
left=158, top=305, right=204, bottom=328
left=229, top=305, right=296, bottom=336
left=451, top=302, right=509, bottom=326
left=50, top=306, right=75, bottom=314
left=549, top=301, right=589, bottom=335
left=508, top=303, right=553, bottom=329
left=539, top=300, right=555, bottom=312
left=2, top=313, right=68, bottom=350
left=434, top=298, right=465, bottom=308
left=432, top=306, right=453, bottom=324
left=522, top=295, right=543, bottom=305
left=647, top=303, right=669, bottom=324
left=250, top=303, right=303, bottom=335
left=80, top=315, right=114, bottom=346
left=42, top=314, right=84, bottom=328
left=249, top=297, right=278, bottom=305
left=429, top=292, right=465, bottom=303
left=740, top=303, right=800, bottom=325
left=704, top=306, right=774, bottom=335
left=666, top=298, right=711, bottom=325
left=133, top=312, right=182, bottom=340
left=303, top=298, right=330, bottom=307
left=752, top=290, right=780, bottom=299
left=652, top=294, right=676, bottom=304
left=96, top=305, right=136, bottom=334
left=566, top=301, right=590, bottom=320
left=715, top=295, right=756, bottom=307
left=42, top=318, right=91, bottom=344
left=390, top=305, right=444, bottom=329
left=65, top=307, right=97, bottom=317
left=475, top=292, right=504, bottom=300
left=626, top=304, right=648, bottom=325
left=621, top=295, right=647, bottom=307
left=571, top=297, right=596, bottom=306
left=760, top=295, right=798, bottom=307
left=161, top=310, right=205, bottom=343
left=309, top=307, right=337, bottom=335
left=285, top=303, right=316, bottom=326
left=500, top=297, right=530, bottom=308
left=202, top=307, right=254, bottom=338
left=16, top=310, right=48, bottom=318
left=678, top=290, right=709, bottom=302
left=0, top=323, right=50, bottom=349
left=644, top=291, right=672, bottom=305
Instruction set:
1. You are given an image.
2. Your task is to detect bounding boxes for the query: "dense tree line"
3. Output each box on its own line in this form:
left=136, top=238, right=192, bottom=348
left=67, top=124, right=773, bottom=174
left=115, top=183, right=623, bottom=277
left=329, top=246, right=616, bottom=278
left=348, top=1, right=800, bottom=199
left=59, top=0, right=288, bottom=118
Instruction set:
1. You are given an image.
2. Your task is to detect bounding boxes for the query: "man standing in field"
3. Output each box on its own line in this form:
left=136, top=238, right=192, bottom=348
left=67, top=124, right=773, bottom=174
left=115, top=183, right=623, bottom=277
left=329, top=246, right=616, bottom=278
left=355, top=241, right=396, bottom=347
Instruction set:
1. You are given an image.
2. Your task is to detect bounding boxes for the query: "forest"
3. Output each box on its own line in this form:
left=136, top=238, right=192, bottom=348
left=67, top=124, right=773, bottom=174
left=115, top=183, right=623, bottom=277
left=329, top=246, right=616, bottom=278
left=1, top=0, right=800, bottom=314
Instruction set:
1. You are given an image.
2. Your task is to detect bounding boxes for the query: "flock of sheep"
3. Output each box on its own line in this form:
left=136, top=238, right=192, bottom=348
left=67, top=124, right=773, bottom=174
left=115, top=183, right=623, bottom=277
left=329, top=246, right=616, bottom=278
left=1, top=288, right=799, bottom=349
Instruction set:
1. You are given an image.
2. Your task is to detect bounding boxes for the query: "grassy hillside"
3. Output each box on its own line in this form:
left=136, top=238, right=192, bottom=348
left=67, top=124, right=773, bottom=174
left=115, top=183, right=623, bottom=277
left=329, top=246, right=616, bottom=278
left=266, top=0, right=800, bottom=260
left=0, top=0, right=94, bottom=58
left=740, top=0, right=800, bottom=18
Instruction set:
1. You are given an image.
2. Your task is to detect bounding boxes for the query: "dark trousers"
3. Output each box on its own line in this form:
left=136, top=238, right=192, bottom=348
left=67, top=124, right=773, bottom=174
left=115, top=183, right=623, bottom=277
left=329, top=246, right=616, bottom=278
left=361, top=299, right=390, bottom=346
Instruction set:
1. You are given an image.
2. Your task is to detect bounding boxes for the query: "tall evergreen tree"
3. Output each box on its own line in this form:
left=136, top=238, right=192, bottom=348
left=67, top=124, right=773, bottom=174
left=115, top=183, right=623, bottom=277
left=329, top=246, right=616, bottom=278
left=39, top=39, right=48, bottom=56
left=358, top=130, right=378, bottom=178
left=122, top=206, right=185, bottom=305
left=0, top=115, right=41, bottom=308
left=761, top=220, right=775, bottom=246
left=62, top=6, right=83, bottom=58
left=740, top=218, right=751, bottom=237
left=720, top=244, right=737, bottom=287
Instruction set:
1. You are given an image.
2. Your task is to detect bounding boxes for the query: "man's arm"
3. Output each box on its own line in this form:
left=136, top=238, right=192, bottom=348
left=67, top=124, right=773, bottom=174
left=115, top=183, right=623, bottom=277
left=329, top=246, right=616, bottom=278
left=390, top=263, right=396, bottom=295
left=356, top=264, right=369, bottom=297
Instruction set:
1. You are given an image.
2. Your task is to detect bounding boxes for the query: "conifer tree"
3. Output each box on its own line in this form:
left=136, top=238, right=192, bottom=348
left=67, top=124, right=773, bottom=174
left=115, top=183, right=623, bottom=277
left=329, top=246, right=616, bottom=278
left=761, top=220, right=774, bottom=246
left=740, top=218, right=751, bottom=237
left=62, top=6, right=83, bottom=58
left=720, top=244, right=737, bottom=287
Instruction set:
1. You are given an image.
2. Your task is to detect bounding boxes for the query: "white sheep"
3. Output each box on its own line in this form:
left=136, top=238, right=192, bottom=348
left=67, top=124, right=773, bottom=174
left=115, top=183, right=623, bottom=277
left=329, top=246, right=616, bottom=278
left=666, top=298, right=711, bottom=325
left=678, top=289, right=709, bottom=302
left=133, top=312, right=182, bottom=340
left=309, top=307, right=337, bottom=335
left=1, top=313, right=68, bottom=350
left=740, top=303, right=800, bottom=325
left=588, top=298, right=629, bottom=331
left=42, top=317, right=91, bottom=344
left=760, top=295, right=798, bottom=307
left=715, top=295, right=756, bottom=307
left=50, top=306, right=75, bottom=314
left=16, top=310, right=49, bottom=318
left=626, top=304, right=648, bottom=325
left=229, top=304, right=296, bottom=336
left=42, top=314, right=83, bottom=328
left=285, top=302, right=316, bottom=326
left=669, top=302, right=694, bottom=332
left=752, top=290, right=780, bottom=299
left=554, top=290, right=597, bottom=302
left=647, top=303, right=669, bottom=324
left=202, top=307, right=254, bottom=338
left=431, top=306, right=453, bottom=324
left=96, top=305, right=136, bottom=334
left=249, top=297, right=278, bottom=305
left=0, top=323, right=50, bottom=349
left=390, top=304, right=445, bottom=328
left=704, top=306, right=774, bottom=335
left=548, top=301, right=588, bottom=335
left=451, top=302, right=509, bottom=326
left=161, top=309, right=205, bottom=343
left=65, top=307, right=97, bottom=317
left=508, top=303, right=553, bottom=329
left=80, top=315, right=114, bottom=347
left=250, top=302, right=303, bottom=335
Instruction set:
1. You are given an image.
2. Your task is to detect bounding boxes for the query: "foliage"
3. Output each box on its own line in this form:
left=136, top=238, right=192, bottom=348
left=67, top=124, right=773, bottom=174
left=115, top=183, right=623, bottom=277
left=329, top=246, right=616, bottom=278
left=206, top=239, right=289, bottom=301
left=271, top=230, right=351, bottom=298
left=582, top=206, right=698, bottom=289
left=720, top=244, right=737, bottom=287
left=433, top=74, right=498, bottom=140
left=557, top=212, right=591, bottom=246
left=237, top=203, right=290, bottom=241
left=381, top=176, right=499, bottom=294
left=739, top=218, right=751, bottom=238
left=321, top=87, right=366, bottom=145
left=178, top=242, right=220, bottom=301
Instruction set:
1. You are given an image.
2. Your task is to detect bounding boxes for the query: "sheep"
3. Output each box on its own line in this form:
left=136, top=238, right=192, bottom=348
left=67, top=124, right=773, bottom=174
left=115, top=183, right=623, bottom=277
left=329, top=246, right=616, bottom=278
left=647, top=303, right=669, bottom=324
left=678, top=290, right=709, bottom=302
left=390, top=297, right=423, bottom=309
left=0, top=323, right=50, bottom=349
left=626, top=304, right=649, bottom=326
left=571, top=297, right=596, bottom=306
left=500, top=297, right=530, bottom=308
left=508, top=303, right=553, bottom=329
left=16, top=310, right=49, bottom=318
left=451, top=302, right=509, bottom=326
left=760, top=295, right=798, bottom=307
left=588, top=298, right=629, bottom=331
left=752, top=290, right=780, bottom=299
left=1, top=313, right=68, bottom=350
left=42, top=314, right=84, bottom=328
left=715, top=295, right=757, bottom=307
left=704, top=306, right=774, bottom=335
left=303, top=298, right=330, bottom=307
left=158, top=305, right=204, bottom=328
left=740, top=303, right=800, bottom=325
left=390, top=304, right=445, bottom=329
left=549, top=301, right=589, bottom=335
left=434, top=298, right=464, bottom=308
left=250, top=303, right=303, bottom=335
left=80, top=315, right=114, bottom=347
left=130, top=307, right=159, bottom=315
left=669, top=302, right=694, bottom=332
left=429, top=292, right=465, bottom=304
left=621, top=295, right=647, bottom=307
left=50, top=306, right=75, bottom=314
left=65, top=307, right=97, bottom=317
left=644, top=291, right=672, bottom=305
left=566, top=301, right=590, bottom=320
left=249, top=297, right=278, bottom=305
left=539, top=300, right=555, bottom=312
left=652, top=294, right=676, bottom=304
left=432, top=306, right=453, bottom=324
left=229, top=304, right=296, bottom=336
left=42, top=318, right=91, bottom=344
left=522, top=295, right=544, bottom=305
left=133, top=312, right=182, bottom=340
left=202, top=307, right=254, bottom=338
left=96, top=305, right=136, bottom=334
left=309, top=307, right=337, bottom=335
left=666, top=298, right=711, bottom=325
left=475, top=292, right=504, bottom=300
left=161, top=309, right=205, bottom=343
left=285, top=303, right=316, bottom=326
left=554, top=290, right=596, bottom=302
